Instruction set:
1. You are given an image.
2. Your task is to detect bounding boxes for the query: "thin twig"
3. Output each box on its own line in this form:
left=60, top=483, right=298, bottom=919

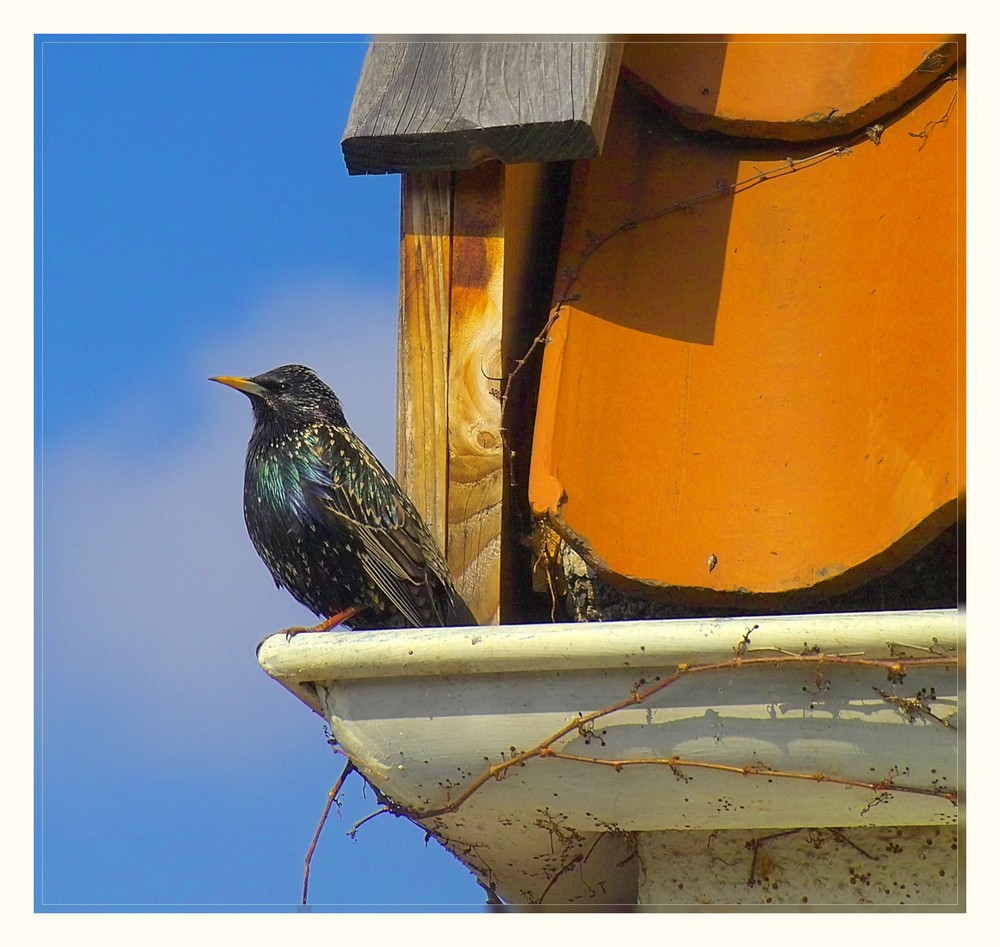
left=872, top=686, right=955, bottom=728
left=534, top=750, right=957, bottom=805
left=827, top=827, right=879, bottom=862
left=908, top=91, right=958, bottom=150
left=499, top=145, right=853, bottom=422
left=302, top=759, right=356, bottom=905
left=535, top=853, right=584, bottom=905
left=498, top=141, right=859, bottom=591
left=536, top=833, right=607, bottom=905
left=747, top=829, right=803, bottom=886
left=348, top=805, right=392, bottom=839
left=416, top=651, right=955, bottom=819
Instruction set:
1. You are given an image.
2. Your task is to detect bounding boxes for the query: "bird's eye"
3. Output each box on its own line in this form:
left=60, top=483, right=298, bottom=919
left=273, top=381, right=290, bottom=393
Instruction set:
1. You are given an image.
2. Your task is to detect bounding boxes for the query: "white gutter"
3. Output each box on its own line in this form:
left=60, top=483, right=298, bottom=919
left=258, top=608, right=961, bottom=904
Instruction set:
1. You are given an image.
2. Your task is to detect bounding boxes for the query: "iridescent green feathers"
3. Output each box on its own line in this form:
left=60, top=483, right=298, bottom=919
left=214, top=364, right=476, bottom=630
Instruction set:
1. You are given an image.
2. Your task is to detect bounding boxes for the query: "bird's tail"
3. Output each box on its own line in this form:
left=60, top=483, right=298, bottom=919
left=446, top=591, right=479, bottom=627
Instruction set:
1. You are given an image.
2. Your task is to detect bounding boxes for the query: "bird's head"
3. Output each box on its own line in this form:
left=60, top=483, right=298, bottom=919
left=210, top=364, right=348, bottom=429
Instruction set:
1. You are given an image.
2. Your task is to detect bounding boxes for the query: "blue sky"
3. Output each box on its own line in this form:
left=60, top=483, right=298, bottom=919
left=37, top=35, right=487, bottom=911
left=27, top=25, right=991, bottom=932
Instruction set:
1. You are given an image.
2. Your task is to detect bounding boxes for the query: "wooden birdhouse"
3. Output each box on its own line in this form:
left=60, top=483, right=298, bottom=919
left=259, top=37, right=963, bottom=908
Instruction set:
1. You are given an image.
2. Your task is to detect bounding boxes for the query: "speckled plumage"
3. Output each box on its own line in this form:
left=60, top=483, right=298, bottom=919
left=212, top=364, right=476, bottom=631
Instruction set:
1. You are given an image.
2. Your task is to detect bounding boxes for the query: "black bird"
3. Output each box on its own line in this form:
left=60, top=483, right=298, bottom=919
left=211, top=364, right=477, bottom=634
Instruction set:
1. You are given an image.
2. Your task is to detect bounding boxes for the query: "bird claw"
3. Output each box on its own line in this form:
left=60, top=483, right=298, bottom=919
left=272, top=607, right=364, bottom=645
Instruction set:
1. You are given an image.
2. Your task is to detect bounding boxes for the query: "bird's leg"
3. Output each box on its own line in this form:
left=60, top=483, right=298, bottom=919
left=282, top=605, right=363, bottom=641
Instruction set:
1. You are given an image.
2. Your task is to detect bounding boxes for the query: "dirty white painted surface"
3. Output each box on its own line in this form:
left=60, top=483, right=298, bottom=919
left=258, top=609, right=961, bottom=906
left=637, top=825, right=959, bottom=906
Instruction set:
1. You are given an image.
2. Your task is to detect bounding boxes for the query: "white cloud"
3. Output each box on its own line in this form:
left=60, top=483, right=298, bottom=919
left=42, top=277, right=400, bottom=762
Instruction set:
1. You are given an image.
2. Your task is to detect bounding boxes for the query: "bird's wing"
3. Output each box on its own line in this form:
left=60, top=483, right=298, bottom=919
left=297, top=426, right=450, bottom=627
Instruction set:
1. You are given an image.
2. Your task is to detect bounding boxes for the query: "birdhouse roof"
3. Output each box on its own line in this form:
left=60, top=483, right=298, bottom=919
left=341, top=41, right=623, bottom=174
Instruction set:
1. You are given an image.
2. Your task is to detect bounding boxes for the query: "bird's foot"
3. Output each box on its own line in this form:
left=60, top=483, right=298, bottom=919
left=282, top=605, right=363, bottom=642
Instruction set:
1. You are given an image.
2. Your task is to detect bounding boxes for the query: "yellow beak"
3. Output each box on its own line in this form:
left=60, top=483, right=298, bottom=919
left=209, top=375, right=268, bottom=397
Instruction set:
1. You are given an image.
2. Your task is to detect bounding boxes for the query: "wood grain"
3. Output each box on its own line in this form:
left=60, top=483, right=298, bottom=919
left=397, top=170, right=451, bottom=552
left=448, top=163, right=505, bottom=624
left=398, top=162, right=572, bottom=625
left=343, top=41, right=623, bottom=174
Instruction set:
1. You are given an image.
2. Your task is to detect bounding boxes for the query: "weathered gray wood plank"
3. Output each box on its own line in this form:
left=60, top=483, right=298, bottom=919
left=342, top=41, right=623, bottom=174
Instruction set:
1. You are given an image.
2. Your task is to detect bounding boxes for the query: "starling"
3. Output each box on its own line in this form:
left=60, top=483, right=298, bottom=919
left=211, top=364, right=477, bottom=634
